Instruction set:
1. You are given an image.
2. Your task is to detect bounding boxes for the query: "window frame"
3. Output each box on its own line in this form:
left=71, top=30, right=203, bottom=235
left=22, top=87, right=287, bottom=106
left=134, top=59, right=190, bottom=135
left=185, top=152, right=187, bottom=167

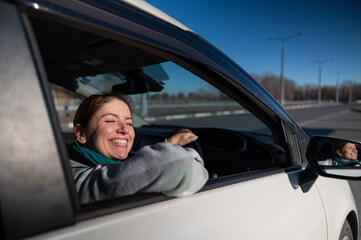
left=23, top=1, right=296, bottom=221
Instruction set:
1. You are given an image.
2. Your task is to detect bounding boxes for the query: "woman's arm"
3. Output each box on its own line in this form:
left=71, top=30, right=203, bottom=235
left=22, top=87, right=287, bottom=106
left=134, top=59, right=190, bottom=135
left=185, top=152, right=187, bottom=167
left=71, top=142, right=208, bottom=204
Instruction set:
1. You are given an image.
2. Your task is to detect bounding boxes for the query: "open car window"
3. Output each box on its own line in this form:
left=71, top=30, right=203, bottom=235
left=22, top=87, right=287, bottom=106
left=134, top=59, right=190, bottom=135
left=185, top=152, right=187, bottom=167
left=29, top=14, right=287, bottom=205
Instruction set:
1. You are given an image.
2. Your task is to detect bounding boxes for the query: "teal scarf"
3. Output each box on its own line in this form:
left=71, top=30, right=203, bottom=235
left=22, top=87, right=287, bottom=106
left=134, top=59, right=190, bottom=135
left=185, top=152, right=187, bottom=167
left=72, top=142, right=120, bottom=165
left=335, top=156, right=359, bottom=166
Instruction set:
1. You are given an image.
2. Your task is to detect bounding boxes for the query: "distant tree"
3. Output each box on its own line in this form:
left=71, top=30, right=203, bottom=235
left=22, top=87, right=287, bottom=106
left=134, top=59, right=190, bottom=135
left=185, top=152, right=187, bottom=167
left=303, top=84, right=318, bottom=100
left=293, top=86, right=305, bottom=100
left=254, top=73, right=280, bottom=99
left=353, top=83, right=361, bottom=100
left=321, top=86, right=336, bottom=100
left=188, top=92, right=199, bottom=100
left=284, top=78, right=297, bottom=100
left=338, top=80, right=361, bottom=102
left=252, top=72, right=298, bottom=101
left=177, top=92, right=186, bottom=100
left=150, top=92, right=171, bottom=100
left=150, top=76, right=361, bottom=103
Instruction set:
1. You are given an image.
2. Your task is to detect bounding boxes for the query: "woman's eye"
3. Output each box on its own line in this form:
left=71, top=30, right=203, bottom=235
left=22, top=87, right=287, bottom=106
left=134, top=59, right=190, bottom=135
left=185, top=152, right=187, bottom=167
left=127, top=122, right=133, bottom=127
left=105, top=120, right=115, bottom=123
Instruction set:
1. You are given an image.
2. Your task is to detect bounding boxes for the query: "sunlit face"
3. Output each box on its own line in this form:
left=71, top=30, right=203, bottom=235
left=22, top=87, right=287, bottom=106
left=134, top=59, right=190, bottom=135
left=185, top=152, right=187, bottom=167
left=337, top=143, right=358, bottom=162
left=83, top=99, right=135, bottom=160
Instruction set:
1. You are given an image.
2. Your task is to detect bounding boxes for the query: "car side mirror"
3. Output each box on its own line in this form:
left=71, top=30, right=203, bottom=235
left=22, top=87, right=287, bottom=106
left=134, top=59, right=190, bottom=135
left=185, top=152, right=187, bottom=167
left=306, top=136, right=361, bottom=180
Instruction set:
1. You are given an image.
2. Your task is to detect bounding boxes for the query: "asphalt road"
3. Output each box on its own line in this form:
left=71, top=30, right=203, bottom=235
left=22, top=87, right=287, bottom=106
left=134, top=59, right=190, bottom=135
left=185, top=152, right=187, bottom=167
left=287, top=103, right=361, bottom=141
left=288, top=103, right=361, bottom=238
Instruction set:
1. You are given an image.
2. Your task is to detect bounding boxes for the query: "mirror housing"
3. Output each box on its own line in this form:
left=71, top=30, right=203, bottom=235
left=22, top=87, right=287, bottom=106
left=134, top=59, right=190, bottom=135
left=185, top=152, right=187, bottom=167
left=306, top=136, right=361, bottom=180
left=112, top=69, right=164, bottom=94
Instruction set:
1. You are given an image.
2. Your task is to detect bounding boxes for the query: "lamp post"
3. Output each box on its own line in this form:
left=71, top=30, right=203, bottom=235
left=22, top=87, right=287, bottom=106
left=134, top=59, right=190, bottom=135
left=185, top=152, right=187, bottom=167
left=348, top=80, right=353, bottom=103
left=310, top=58, right=332, bottom=105
left=268, top=32, right=302, bottom=106
left=332, top=70, right=347, bottom=104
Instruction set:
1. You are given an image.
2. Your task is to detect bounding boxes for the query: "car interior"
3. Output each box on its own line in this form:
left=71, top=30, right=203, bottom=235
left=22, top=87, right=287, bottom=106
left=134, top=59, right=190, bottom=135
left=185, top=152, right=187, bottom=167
left=29, top=15, right=288, bottom=188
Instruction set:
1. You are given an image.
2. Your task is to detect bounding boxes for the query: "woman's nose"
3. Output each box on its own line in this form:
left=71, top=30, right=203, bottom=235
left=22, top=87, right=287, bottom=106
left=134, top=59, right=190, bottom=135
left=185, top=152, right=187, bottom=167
left=116, top=122, right=129, bottom=134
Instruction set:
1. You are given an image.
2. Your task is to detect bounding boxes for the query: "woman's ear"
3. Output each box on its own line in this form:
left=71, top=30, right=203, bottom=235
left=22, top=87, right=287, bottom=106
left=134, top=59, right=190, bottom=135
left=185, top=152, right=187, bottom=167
left=74, top=124, right=87, bottom=144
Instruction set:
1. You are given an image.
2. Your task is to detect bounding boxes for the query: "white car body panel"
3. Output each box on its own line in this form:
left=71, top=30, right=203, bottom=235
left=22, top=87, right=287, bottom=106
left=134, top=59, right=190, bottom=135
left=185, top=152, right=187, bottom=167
left=315, top=177, right=358, bottom=240
left=324, top=168, right=361, bottom=177
left=29, top=171, right=328, bottom=240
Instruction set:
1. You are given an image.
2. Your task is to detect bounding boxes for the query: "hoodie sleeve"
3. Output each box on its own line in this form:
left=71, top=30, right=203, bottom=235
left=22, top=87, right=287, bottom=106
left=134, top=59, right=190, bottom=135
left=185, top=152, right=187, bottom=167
left=71, top=142, right=209, bottom=204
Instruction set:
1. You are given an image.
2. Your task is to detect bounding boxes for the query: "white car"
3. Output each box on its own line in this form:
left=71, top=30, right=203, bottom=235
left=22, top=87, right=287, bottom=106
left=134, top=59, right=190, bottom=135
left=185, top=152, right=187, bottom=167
left=0, top=0, right=360, bottom=239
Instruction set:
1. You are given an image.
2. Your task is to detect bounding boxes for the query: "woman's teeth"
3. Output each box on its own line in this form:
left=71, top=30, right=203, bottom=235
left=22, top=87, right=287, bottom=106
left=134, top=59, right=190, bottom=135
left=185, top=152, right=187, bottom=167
left=112, top=139, right=127, bottom=145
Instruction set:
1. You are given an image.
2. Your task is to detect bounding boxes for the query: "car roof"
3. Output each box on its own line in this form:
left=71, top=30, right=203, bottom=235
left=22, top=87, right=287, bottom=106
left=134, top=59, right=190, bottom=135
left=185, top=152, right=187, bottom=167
left=120, top=0, right=192, bottom=32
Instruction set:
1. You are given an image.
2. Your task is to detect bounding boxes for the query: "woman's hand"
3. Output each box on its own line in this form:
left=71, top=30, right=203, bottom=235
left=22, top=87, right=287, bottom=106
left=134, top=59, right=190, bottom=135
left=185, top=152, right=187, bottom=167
left=167, top=129, right=198, bottom=146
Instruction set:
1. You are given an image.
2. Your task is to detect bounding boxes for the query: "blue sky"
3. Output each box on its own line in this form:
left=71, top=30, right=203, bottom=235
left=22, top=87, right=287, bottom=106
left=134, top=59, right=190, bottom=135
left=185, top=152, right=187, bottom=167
left=147, top=0, right=361, bottom=88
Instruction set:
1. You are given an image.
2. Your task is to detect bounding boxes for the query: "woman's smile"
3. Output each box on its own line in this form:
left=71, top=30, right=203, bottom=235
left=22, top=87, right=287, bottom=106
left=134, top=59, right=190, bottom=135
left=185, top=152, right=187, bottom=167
left=110, top=138, right=128, bottom=146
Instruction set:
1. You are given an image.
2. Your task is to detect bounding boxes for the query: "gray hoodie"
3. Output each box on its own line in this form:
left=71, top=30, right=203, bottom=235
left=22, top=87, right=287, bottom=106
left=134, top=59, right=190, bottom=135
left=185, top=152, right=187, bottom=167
left=71, top=142, right=209, bottom=204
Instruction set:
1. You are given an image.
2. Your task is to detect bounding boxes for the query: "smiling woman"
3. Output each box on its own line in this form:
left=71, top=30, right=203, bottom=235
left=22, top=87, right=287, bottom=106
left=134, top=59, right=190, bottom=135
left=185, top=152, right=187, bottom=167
left=68, top=92, right=208, bottom=204
left=335, top=141, right=360, bottom=166
left=73, top=93, right=135, bottom=162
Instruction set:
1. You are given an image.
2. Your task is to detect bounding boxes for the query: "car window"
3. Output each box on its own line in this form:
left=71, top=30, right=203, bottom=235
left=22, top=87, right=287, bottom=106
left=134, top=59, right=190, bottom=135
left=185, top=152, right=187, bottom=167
left=284, top=124, right=302, bottom=164
left=29, top=15, right=288, bottom=205
left=296, top=126, right=309, bottom=163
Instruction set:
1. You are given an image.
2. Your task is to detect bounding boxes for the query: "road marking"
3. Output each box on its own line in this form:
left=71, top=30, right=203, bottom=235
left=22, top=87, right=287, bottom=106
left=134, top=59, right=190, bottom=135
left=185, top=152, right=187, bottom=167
left=145, top=109, right=249, bottom=122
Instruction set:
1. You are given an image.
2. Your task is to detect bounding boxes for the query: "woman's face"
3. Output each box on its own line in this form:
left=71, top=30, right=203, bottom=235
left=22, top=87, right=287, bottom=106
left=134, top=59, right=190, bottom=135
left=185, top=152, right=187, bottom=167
left=83, top=99, right=135, bottom=160
left=337, top=143, right=358, bottom=161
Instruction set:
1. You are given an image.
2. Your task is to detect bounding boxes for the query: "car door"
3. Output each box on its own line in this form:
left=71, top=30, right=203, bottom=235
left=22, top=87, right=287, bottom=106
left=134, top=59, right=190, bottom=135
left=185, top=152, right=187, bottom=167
left=0, top=2, right=75, bottom=240
left=2, top=1, right=329, bottom=239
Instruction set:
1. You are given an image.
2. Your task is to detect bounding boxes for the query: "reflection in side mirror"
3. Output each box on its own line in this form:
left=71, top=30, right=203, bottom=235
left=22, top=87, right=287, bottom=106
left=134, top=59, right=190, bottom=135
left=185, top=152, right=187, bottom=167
left=306, top=136, right=361, bottom=179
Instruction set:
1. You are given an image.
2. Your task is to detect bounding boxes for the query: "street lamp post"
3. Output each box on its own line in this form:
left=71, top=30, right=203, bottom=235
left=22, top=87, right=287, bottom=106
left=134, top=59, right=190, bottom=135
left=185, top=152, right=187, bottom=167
left=310, top=58, right=332, bottom=105
left=348, top=81, right=353, bottom=103
left=268, top=32, right=302, bottom=106
left=332, top=70, right=347, bottom=104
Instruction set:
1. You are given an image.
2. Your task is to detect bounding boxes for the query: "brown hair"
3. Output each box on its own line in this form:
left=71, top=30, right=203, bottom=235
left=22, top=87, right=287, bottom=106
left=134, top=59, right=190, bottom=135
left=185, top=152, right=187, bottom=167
left=335, top=141, right=348, bottom=154
left=73, top=92, right=132, bottom=131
